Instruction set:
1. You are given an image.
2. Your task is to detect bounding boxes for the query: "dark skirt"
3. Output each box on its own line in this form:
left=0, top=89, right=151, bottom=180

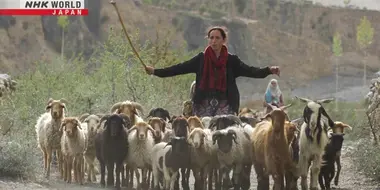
left=192, top=99, right=234, bottom=117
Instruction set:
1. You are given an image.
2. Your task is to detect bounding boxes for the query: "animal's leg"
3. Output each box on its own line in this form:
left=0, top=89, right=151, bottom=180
left=115, top=163, right=122, bottom=190
left=135, top=168, right=141, bottom=190
left=310, top=155, right=322, bottom=190
left=169, top=171, right=179, bottom=190
left=67, top=156, right=73, bottom=183
left=182, top=168, right=190, bottom=190
left=100, top=161, right=106, bottom=187
left=45, top=147, right=53, bottom=179
left=334, top=156, right=341, bottom=186
left=73, top=158, right=78, bottom=183
left=273, top=173, right=285, bottom=190
left=56, top=151, right=63, bottom=179
left=125, top=164, right=130, bottom=188
left=253, top=162, right=269, bottom=190
left=163, top=168, right=171, bottom=190
left=121, top=165, right=126, bottom=186
left=153, top=166, right=160, bottom=190
left=232, top=164, right=243, bottom=190
left=142, top=168, right=148, bottom=189
left=241, top=164, right=252, bottom=190
left=106, top=162, right=115, bottom=187
left=298, top=154, right=310, bottom=190
left=318, top=171, right=325, bottom=190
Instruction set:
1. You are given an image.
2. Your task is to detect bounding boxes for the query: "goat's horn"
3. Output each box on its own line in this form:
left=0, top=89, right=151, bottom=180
left=291, top=118, right=303, bottom=123
left=99, top=114, right=111, bottom=125
left=316, top=98, right=335, bottom=104
left=295, top=96, right=312, bottom=103
left=79, top=113, right=90, bottom=122
left=110, top=102, right=123, bottom=113
left=208, top=116, right=219, bottom=130
left=280, top=103, right=293, bottom=110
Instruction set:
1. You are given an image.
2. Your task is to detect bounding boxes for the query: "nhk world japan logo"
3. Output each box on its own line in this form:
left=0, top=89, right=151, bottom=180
left=0, top=0, right=88, bottom=16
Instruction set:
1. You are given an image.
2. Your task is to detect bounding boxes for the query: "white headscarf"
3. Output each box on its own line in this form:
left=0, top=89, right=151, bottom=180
left=265, top=79, right=282, bottom=98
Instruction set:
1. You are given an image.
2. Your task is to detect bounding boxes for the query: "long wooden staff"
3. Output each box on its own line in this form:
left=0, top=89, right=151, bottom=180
left=110, top=0, right=147, bottom=69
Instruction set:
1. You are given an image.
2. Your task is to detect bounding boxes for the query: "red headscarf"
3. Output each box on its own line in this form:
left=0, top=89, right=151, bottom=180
left=199, top=45, right=228, bottom=92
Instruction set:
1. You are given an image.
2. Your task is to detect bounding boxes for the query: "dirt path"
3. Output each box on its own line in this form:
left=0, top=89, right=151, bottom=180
left=0, top=140, right=378, bottom=190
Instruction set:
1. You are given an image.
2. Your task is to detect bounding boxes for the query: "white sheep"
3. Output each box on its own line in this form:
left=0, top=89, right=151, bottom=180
left=187, top=128, right=215, bottom=190
left=126, top=121, right=156, bottom=189
left=295, top=96, right=335, bottom=190
left=201, top=116, right=212, bottom=129
left=60, top=117, right=87, bottom=185
left=212, top=125, right=252, bottom=189
left=35, top=98, right=68, bottom=179
left=78, top=113, right=102, bottom=183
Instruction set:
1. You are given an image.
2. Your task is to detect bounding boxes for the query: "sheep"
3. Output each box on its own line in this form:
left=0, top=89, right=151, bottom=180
left=35, top=98, right=68, bottom=179
left=147, top=107, right=171, bottom=121
left=0, top=74, right=16, bottom=105
left=250, top=103, right=294, bottom=190
left=187, top=127, right=214, bottom=190
left=212, top=117, right=252, bottom=190
left=60, top=117, right=87, bottom=185
left=162, top=116, right=190, bottom=142
left=78, top=113, right=103, bottom=183
left=295, top=96, right=335, bottom=190
left=152, top=136, right=191, bottom=190
left=110, top=100, right=144, bottom=125
left=238, top=107, right=258, bottom=118
left=330, top=121, right=352, bottom=186
left=95, top=113, right=131, bottom=189
left=125, top=121, right=156, bottom=189
left=318, top=133, right=345, bottom=190
left=208, top=114, right=243, bottom=131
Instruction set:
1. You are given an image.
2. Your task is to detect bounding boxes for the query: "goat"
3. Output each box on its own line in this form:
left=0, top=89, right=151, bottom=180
left=95, top=113, right=131, bottom=190
left=318, top=133, right=345, bottom=190
left=148, top=117, right=167, bottom=143
left=187, top=116, right=204, bottom=132
left=147, top=107, right=171, bottom=121
left=330, top=121, right=352, bottom=186
left=295, top=96, right=335, bottom=190
left=251, top=104, right=294, bottom=190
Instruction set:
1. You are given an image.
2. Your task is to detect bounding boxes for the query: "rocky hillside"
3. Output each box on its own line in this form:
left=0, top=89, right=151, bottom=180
left=0, top=0, right=379, bottom=93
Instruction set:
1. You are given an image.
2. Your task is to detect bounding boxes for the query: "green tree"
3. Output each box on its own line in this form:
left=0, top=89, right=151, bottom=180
left=332, top=31, right=343, bottom=111
left=356, top=16, right=374, bottom=86
left=57, top=16, right=69, bottom=59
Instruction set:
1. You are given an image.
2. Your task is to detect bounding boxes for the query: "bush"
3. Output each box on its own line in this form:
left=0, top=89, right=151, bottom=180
left=0, top=29, right=196, bottom=179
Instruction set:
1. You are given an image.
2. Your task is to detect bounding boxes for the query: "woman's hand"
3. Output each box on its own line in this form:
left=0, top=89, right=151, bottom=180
left=270, top=66, right=280, bottom=76
left=145, top=66, right=154, bottom=75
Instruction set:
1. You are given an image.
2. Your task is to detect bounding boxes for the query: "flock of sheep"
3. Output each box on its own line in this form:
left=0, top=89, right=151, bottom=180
left=33, top=93, right=353, bottom=190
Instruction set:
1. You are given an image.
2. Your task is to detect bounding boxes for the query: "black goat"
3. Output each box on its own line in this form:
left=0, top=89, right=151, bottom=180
left=95, top=113, right=131, bottom=190
left=318, top=133, right=345, bottom=190
left=147, top=107, right=171, bottom=121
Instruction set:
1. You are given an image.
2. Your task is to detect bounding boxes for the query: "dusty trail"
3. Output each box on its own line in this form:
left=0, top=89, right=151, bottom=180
left=0, top=140, right=378, bottom=190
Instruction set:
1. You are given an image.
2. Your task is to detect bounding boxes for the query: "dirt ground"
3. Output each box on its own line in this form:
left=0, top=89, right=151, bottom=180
left=0, top=140, right=378, bottom=190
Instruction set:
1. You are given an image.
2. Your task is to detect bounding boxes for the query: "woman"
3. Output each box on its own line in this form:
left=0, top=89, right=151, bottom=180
left=145, top=26, right=280, bottom=117
left=264, top=78, right=284, bottom=113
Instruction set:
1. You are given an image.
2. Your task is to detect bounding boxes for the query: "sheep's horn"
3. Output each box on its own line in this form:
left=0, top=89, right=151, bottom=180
left=110, top=102, right=123, bottom=113
left=99, top=114, right=111, bottom=125
left=295, top=96, right=312, bottom=103
left=132, top=102, right=144, bottom=115
left=127, top=125, right=137, bottom=133
left=59, top=98, right=69, bottom=104
left=147, top=108, right=155, bottom=118
left=96, top=113, right=105, bottom=119
left=291, top=118, right=303, bottom=124
left=316, top=98, right=335, bottom=104
left=226, top=115, right=243, bottom=126
left=212, top=131, right=222, bottom=144
left=10, top=80, right=17, bottom=85
left=78, top=113, right=90, bottom=122
left=208, top=116, right=219, bottom=130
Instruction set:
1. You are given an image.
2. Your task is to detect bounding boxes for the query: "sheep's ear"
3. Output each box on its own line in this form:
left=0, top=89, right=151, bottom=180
left=159, top=118, right=166, bottom=132
left=164, top=142, right=172, bottom=148
left=260, top=113, right=271, bottom=121
left=59, top=122, right=65, bottom=132
left=45, top=104, right=52, bottom=111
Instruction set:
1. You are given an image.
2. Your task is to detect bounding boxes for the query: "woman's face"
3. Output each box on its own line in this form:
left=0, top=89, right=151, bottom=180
left=208, top=29, right=225, bottom=52
left=271, top=80, right=277, bottom=88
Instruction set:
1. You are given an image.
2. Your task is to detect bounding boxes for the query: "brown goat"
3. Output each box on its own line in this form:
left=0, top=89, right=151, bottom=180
left=251, top=104, right=294, bottom=190
left=148, top=117, right=167, bottom=143
left=187, top=116, right=204, bottom=132
left=331, top=121, right=352, bottom=187
left=239, top=107, right=258, bottom=118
